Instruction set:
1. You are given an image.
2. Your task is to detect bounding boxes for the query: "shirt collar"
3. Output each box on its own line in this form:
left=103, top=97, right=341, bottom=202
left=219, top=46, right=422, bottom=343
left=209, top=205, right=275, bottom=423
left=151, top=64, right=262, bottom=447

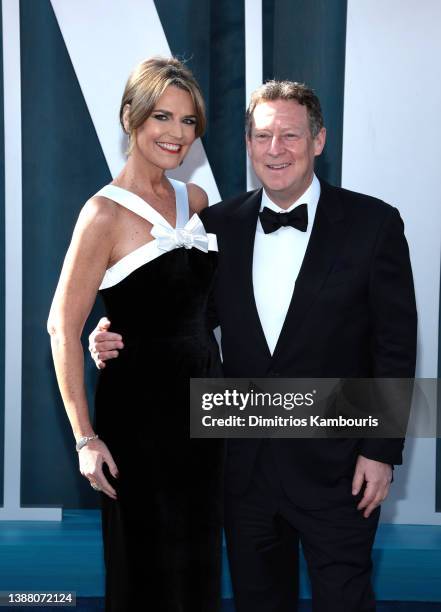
left=260, top=173, right=321, bottom=214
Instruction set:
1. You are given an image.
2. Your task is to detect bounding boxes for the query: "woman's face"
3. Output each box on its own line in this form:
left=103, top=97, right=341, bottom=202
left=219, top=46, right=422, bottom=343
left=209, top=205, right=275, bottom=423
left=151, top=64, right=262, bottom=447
left=133, top=85, right=198, bottom=170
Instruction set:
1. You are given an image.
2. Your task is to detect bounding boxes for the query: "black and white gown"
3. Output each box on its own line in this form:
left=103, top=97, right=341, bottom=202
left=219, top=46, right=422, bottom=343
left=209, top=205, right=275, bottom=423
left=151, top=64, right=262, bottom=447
left=94, top=179, right=224, bottom=612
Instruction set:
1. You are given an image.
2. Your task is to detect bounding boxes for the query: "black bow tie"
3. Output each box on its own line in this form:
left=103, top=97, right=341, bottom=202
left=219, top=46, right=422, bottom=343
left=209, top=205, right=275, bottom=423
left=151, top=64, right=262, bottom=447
left=259, top=203, right=308, bottom=234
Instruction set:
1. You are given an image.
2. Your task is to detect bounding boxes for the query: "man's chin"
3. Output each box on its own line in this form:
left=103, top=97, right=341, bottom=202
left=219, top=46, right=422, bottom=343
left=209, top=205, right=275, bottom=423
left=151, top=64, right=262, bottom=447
left=260, top=172, right=314, bottom=201
left=258, top=167, right=296, bottom=188
left=260, top=179, right=292, bottom=195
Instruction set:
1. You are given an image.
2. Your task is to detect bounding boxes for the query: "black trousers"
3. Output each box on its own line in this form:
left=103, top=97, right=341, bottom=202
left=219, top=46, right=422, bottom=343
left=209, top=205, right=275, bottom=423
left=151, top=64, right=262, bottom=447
left=224, top=440, right=380, bottom=612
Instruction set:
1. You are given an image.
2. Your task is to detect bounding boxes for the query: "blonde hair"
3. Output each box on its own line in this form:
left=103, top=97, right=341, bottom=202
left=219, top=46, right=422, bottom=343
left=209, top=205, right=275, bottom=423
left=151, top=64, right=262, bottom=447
left=120, top=56, right=206, bottom=153
left=246, top=80, right=324, bottom=138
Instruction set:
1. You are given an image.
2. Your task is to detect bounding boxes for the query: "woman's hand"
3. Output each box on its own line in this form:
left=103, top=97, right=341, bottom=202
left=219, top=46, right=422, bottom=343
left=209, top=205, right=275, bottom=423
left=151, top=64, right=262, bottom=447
left=79, top=438, right=119, bottom=500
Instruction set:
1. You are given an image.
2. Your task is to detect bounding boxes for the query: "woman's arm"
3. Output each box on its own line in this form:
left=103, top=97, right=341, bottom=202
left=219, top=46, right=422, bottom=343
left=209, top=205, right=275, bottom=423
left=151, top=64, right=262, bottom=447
left=187, top=182, right=208, bottom=214
left=187, top=184, right=220, bottom=329
left=48, top=197, right=119, bottom=499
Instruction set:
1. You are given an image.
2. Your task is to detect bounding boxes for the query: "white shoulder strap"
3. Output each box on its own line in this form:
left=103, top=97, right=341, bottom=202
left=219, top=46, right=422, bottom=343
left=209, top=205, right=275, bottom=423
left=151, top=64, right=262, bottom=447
left=169, top=179, right=189, bottom=228
left=96, top=184, right=172, bottom=228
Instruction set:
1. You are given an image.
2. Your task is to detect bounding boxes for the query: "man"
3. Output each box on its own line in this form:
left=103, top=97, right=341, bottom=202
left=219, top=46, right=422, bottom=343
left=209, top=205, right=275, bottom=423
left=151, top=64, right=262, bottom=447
left=90, top=81, right=417, bottom=611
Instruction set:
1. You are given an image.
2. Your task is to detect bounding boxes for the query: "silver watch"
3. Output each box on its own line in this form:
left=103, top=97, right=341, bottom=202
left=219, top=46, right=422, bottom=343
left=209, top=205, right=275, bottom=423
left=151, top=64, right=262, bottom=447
left=76, top=434, right=99, bottom=452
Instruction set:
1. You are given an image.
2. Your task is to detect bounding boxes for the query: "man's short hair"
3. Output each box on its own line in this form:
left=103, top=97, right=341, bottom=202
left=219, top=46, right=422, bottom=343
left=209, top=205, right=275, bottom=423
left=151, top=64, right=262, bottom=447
left=246, top=80, right=324, bottom=138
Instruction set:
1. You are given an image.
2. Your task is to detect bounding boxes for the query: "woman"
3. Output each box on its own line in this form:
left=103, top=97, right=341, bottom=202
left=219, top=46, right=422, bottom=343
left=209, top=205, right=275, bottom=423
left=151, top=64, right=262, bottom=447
left=48, top=57, right=224, bottom=611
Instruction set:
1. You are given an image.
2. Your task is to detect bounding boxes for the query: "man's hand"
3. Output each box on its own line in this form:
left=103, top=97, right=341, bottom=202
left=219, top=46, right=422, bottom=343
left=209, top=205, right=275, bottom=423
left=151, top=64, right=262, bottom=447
left=352, top=455, right=392, bottom=518
left=88, top=317, right=124, bottom=369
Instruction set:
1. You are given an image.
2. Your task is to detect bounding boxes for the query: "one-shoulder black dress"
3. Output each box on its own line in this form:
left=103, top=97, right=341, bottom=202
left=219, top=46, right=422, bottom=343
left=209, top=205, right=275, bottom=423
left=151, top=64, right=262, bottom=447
left=94, top=180, right=224, bottom=612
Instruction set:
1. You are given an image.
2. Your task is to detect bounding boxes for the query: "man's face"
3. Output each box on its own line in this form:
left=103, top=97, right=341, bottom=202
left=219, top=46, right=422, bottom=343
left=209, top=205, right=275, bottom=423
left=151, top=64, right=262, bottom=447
left=247, top=99, right=326, bottom=207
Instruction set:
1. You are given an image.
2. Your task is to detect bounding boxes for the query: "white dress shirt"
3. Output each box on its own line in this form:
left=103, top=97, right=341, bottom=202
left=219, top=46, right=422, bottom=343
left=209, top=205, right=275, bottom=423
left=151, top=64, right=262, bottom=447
left=252, top=174, right=321, bottom=354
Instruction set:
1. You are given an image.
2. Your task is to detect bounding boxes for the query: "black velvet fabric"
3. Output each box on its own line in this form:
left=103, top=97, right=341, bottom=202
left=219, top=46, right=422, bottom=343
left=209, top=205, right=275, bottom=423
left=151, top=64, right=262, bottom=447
left=95, top=248, right=224, bottom=611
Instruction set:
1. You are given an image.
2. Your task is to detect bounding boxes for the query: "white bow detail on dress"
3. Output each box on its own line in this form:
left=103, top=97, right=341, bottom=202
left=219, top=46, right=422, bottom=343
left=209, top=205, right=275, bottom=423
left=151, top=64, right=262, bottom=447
left=150, top=214, right=210, bottom=253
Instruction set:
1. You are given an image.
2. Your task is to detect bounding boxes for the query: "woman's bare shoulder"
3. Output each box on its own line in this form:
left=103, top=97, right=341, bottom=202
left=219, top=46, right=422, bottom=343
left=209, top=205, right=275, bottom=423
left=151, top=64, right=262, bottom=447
left=187, top=182, right=209, bottom=214
left=77, top=193, right=120, bottom=232
left=83, top=193, right=120, bottom=219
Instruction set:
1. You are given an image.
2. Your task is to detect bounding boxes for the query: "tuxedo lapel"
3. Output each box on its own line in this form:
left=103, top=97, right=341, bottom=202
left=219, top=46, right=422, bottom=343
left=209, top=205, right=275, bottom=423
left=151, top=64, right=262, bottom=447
left=271, top=181, right=347, bottom=362
left=227, top=189, right=272, bottom=360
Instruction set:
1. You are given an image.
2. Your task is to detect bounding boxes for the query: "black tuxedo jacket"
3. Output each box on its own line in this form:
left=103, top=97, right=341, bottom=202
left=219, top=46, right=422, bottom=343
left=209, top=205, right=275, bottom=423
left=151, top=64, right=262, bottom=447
left=200, top=180, right=417, bottom=508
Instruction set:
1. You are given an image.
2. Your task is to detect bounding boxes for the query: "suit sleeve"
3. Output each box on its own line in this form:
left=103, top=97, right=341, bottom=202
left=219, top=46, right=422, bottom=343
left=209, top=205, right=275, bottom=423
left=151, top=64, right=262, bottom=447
left=358, top=207, right=417, bottom=465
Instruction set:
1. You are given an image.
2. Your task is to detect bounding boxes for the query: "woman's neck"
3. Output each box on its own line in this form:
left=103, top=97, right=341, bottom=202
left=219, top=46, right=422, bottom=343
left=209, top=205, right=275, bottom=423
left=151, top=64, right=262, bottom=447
left=114, top=153, right=169, bottom=197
